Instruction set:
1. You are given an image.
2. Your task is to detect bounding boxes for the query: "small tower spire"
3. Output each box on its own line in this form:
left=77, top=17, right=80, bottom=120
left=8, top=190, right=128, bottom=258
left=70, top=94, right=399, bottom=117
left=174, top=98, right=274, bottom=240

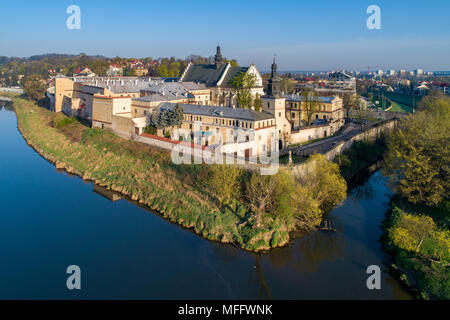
left=271, top=54, right=278, bottom=79
left=214, top=45, right=224, bottom=68
left=267, top=55, right=281, bottom=97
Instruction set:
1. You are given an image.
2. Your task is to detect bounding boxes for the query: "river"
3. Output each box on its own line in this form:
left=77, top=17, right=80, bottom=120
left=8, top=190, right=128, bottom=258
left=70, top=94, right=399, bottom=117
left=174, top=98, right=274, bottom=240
left=0, top=106, right=412, bottom=299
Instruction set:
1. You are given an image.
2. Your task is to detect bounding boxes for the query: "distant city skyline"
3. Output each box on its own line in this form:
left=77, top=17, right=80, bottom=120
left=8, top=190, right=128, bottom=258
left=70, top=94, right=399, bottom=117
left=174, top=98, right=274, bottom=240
left=0, top=0, right=449, bottom=71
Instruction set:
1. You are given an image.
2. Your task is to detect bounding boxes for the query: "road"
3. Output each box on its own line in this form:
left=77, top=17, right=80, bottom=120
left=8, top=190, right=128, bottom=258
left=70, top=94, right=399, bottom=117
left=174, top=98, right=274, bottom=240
left=290, top=123, right=362, bottom=156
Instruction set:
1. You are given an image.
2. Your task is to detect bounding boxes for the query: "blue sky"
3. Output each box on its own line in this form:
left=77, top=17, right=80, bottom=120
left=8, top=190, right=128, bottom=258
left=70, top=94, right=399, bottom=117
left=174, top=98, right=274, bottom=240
left=0, top=0, right=449, bottom=71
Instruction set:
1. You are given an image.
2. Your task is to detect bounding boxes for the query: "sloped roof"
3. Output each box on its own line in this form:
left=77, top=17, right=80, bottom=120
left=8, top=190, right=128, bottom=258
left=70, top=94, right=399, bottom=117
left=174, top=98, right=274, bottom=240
left=285, top=94, right=335, bottom=103
left=158, top=102, right=274, bottom=122
left=181, top=64, right=228, bottom=86
left=220, top=66, right=249, bottom=87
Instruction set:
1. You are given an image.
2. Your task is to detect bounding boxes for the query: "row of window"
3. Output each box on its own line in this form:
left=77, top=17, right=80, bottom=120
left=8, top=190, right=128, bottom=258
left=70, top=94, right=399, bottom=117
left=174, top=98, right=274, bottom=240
left=184, top=115, right=274, bottom=130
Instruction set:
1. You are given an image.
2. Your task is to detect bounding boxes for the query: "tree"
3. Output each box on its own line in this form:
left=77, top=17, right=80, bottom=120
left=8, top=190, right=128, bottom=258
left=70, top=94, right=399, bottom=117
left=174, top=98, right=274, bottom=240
left=388, top=208, right=450, bottom=263
left=207, top=165, right=243, bottom=203
left=245, top=173, right=278, bottom=228
left=296, top=154, right=347, bottom=213
left=23, top=75, right=47, bottom=101
left=418, top=88, right=447, bottom=112
left=230, top=72, right=257, bottom=109
left=149, top=104, right=184, bottom=128
left=383, top=98, right=450, bottom=206
left=342, top=93, right=354, bottom=122
left=280, top=75, right=294, bottom=94
left=354, top=96, right=367, bottom=129
left=300, top=88, right=321, bottom=126
left=253, top=94, right=262, bottom=112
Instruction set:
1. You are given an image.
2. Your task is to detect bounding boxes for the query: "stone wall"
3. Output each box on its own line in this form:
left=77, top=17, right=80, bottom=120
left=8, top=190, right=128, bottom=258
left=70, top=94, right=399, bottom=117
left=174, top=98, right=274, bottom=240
left=290, top=124, right=332, bottom=145
left=288, top=118, right=398, bottom=177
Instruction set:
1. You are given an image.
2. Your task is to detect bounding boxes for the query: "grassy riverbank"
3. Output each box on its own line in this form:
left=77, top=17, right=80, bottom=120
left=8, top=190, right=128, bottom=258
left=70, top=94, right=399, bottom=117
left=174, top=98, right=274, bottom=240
left=384, top=199, right=450, bottom=300
left=13, top=95, right=296, bottom=251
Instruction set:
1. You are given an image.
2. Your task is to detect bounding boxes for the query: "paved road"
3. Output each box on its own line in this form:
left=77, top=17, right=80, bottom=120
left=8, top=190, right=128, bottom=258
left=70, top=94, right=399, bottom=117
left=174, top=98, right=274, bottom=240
left=290, top=123, right=362, bottom=156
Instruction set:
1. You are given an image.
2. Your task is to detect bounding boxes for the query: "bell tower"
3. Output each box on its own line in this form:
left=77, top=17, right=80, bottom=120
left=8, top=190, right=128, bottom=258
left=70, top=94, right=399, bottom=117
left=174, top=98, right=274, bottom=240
left=262, top=56, right=290, bottom=149
left=214, top=45, right=224, bottom=68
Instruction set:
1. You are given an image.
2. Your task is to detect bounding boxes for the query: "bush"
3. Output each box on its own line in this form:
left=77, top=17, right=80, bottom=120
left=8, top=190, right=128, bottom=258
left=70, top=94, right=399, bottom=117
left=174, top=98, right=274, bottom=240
left=144, top=125, right=157, bottom=135
left=52, top=113, right=77, bottom=129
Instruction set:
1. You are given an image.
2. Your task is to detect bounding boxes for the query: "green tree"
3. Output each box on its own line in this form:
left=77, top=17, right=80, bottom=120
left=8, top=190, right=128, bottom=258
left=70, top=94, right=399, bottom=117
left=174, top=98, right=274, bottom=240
left=207, top=165, right=243, bottom=203
left=296, top=154, right=347, bottom=213
left=23, top=75, right=47, bottom=101
left=231, top=72, right=257, bottom=109
left=388, top=208, right=450, bottom=263
left=383, top=98, right=450, bottom=206
left=253, top=94, right=262, bottom=112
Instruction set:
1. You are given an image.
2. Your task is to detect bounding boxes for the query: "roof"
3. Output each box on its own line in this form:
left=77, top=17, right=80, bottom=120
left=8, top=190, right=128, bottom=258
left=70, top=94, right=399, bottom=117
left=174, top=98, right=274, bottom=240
left=74, top=77, right=155, bottom=93
left=134, top=91, right=193, bottom=103
left=157, top=103, right=274, bottom=122
left=181, top=63, right=229, bottom=86
left=220, top=66, right=249, bottom=87
left=285, top=94, right=335, bottom=103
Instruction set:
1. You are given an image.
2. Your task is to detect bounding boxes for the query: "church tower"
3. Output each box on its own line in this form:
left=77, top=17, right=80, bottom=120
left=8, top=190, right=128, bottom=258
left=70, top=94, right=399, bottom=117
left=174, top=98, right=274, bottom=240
left=266, top=56, right=281, bottom=97
left=262, top=56, right=290, bottom=149
left=214, top=45, right=224, bottom=68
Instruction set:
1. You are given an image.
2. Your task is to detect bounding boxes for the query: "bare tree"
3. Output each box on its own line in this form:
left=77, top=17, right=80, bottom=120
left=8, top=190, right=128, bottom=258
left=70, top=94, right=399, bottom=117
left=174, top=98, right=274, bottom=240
left=300, top=88, right=321, bottom=126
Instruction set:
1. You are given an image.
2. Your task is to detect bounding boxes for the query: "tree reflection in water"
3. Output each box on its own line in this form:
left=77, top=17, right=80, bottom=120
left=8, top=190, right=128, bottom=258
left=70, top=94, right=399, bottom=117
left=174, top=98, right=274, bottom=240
left=267, top=229, right=346, bottom=274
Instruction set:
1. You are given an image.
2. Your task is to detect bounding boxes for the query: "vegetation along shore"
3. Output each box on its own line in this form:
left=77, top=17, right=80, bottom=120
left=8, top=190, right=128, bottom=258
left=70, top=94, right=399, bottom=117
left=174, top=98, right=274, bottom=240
left=382, top=91, right=449, bottom=299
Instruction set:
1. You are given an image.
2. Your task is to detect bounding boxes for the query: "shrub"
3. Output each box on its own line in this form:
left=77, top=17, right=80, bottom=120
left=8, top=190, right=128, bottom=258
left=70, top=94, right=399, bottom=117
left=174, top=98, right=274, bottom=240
left=144, top=125, right=157, bottom=135
left=53, top=113, right=76, bottom=129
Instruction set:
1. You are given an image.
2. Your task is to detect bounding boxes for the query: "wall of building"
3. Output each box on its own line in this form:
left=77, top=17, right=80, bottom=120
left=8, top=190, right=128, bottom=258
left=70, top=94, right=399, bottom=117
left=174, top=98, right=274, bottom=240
left=290, top=124, right=332, bottom=145
left=112, top=115, right=135, bottom=140
left=54, top=78, right=75, bottom=112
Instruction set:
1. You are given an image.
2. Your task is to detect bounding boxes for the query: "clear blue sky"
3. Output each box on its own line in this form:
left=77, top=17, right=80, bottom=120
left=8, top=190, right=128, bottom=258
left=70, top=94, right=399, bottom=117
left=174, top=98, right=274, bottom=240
left=0, top=0, right=449, bottom=71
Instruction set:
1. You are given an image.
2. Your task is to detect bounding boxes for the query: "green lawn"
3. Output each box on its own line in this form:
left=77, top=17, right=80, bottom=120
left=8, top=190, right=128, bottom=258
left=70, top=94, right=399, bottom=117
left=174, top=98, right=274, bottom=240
left=389, top=101, right=413, bottom=113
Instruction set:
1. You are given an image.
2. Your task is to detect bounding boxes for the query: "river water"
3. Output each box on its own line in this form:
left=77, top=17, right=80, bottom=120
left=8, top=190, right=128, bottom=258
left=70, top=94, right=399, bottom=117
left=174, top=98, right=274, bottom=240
left=0, top=106, right=412, bottom=299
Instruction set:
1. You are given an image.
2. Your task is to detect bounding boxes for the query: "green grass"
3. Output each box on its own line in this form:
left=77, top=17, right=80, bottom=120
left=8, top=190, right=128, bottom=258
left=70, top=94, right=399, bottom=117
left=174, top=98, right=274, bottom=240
left=389, top=101, right=413, bottom=113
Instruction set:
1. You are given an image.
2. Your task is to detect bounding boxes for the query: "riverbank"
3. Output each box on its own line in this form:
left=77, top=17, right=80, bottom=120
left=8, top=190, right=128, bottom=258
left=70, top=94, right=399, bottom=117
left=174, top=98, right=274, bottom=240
left=383, top=198, right=450, bottom=300
left=335, top=138, right=386, bottom=182
left=12, top=95, right=296, bottom=252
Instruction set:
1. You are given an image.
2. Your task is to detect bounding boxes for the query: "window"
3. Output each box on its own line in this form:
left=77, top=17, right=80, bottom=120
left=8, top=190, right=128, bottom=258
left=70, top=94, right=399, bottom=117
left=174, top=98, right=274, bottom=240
left=292, top=113, right=295, bottom=118
left=279, top=112, right=281, bottom=117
